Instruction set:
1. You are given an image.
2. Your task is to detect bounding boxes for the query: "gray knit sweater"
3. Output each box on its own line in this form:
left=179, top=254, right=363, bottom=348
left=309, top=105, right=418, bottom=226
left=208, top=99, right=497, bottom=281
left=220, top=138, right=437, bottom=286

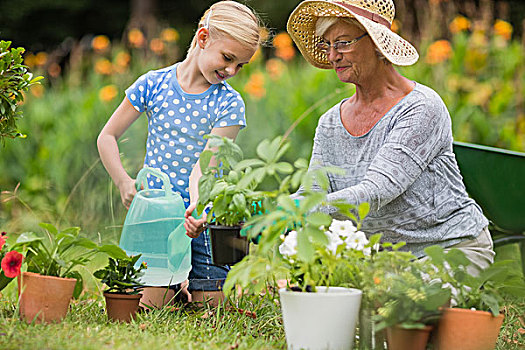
left=297, top=82, right=488, bottom=257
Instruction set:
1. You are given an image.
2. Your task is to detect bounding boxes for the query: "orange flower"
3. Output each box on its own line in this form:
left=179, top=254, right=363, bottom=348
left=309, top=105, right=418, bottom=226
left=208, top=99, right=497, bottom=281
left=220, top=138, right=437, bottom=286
left=48, top=63, right=61, bottom=78
left=92, top=35, right=111, bottom=52
left=273, top=32, right=293, bottom=50
left=244, top=72, right=266, bottom=100
left=95, top=59, right=113, bottom=75
left=160, top=28, right=179, bottom=42
left=373, top=277, right=381, bottom=285
left=99, top=85, right=118, bottom=102
left=266, top=58, right=285, bottom=80
left=150, top=38, right=165, bottom=55
left=276, top=46, right=296, bottom=61
left=35, top=52, right=48, bottom=66
left=391, top=19, right=400, bottom=34
left=30, top=84, right=45, bottom=98
left=425, top=40, right=452, bottom=65
left=24, top=53, right=36, bottom=68
left=128, top=28, right=146, bottom=48
left=449, top=16, right=471, bottom=34
left=114, top=52, right=131, bottom=73
left=493, top=19, right=512, bottom=41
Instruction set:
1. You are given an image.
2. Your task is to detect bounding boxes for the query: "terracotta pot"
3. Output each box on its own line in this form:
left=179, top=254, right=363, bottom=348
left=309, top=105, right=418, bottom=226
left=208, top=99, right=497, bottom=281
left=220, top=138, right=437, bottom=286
left=17, top=271, right=77, bottom=324
left=208, top=224, right=248, bottom=265
left=434, top=308, right=504, bottom=350
left=139, top=286, right=175, bottom=310
left=386, top=325, right=433, bottom=350
left=104, top=292, right=142, bottom=322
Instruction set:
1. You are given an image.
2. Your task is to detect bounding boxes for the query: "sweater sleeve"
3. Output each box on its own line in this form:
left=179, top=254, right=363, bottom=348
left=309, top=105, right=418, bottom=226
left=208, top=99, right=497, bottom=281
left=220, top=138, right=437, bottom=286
left=325, top=97, right=451, bottom=212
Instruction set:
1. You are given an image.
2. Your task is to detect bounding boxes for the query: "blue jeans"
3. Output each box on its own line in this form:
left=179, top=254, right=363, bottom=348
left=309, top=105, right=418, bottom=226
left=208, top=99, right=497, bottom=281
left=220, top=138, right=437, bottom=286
left=188, top=229, right=229, bottom=291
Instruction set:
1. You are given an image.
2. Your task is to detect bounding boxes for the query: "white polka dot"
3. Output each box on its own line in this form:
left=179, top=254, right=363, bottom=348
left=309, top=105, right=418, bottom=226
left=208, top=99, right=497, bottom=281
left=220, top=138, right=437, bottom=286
left=213, top=90, right=218, bottom=95
left=186, top=103, right=191, bottom=109
left=231, top=102, right=237, bottom=107
left=167, top=73, right=172, bottom=78
left=203, top=105, right=207, bottom=111
left=172, top=161, right=179, bottom=166
left=169, top=141, right=175, bottom=146
left=240, top=107, right=244, bottom=113
left=173, top=99, right=180, bottom=104
left=177, top=180, right=185, bottom=186
left=184, top=198, right=189, bottom=203
left=174, top=119, right=181, bottom=124
left=130, top=94, right=136, bottom=100
left=162, top=164, right=168, bottom=170
left=159, top=114, right=165, bottom=120
left=168, top=90, right=174, bottom=96
left=193, top=111, right=199, bottom=117
left=170, top=172, right=176, bottom=178
left=230, top=114, right=237, bottom=119
left=148, top=151, right=153, bottom=156
left=185, top=116, right=191, bottom=121
left=200, top=118, right=207, bottom=123
left=209, top=101, right=215, bottom=107
left=157, top=95, right=164, bottom=101
left=164, top=133, right=169, bottom=139
left=162, top=102, right=168, bottom=108
left=187, top=145, right=194, bottom=150
left=157, top=126, right=163, bottom=131
left=197, top=141, right=204, bottom=146
left=168, top=110, right=175, bottom=116
left=180, top=168, right=188, bottom=174
left=179, top=137, right=186, bottom=143
left=227, top=93, right=233, bottom=97
left=140, top=97, right=144, bottom=103
left=160, top=144, right=166, bottom=150
left=134, top=106, right=140, bottom=111
left=198, top=131, right=205, bottom=136
left=181, top=127, right=188, bottom=133
left=191, top=124, right=197, bottom=129
left=175, top=149, right=183, bottom=155
left=219, top=121, right=227, bottom=127
left=161, top=83, right=169, bottom=89
left=183, top=157, right=190, bottom=162
left=179, top=108, right=186, bottom=113
left=171, top=130, right=178, bottom=136
left=195, top=99, right=201, bottom=104
left=164, top=122, right=169, bottom=128
left=150, top=181, right=154, bottom=186
left=239, top=120, right=245, bottom=125
left=157, top=156, right=163, bottom=162
left=147, top=80, right=153, bottom=86
left=151, top=129, right=156, bottom=134
left=139, top=86, right=144, bottom=92
left=194, top=152, right=201, bottom=157
left=165, top=153, right=172, bottom=159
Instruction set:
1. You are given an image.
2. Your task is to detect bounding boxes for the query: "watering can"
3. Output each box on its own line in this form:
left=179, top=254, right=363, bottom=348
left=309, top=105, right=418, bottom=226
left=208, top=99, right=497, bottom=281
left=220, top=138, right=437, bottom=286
left=119, top=166, right=192, bottom=286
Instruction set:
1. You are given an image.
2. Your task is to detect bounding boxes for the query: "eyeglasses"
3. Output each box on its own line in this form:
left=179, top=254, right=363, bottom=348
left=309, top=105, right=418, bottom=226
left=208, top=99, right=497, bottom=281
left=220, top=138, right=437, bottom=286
left=316, top=33, right=369, bottom=54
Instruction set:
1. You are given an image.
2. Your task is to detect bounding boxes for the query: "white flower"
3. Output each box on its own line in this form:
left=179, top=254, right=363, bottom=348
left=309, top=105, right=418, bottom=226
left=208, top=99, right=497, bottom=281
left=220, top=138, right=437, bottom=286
left=279, top=230, right=298, bottom=257
left=344, top=231, right=369, bottom=251
left=329, top=219, right=357, bottom=238
left=325, top=230, right=344, bottom=255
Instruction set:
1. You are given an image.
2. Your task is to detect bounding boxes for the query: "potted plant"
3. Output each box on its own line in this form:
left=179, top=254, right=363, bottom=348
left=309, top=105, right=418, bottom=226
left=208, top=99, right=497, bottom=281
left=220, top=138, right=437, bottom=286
left=368, top=259, right=451, bottom=350
left=424, top=245, right=525, bottom=350
left=12, top=223, right=127, bottom=323
left=94, top=254, right=146, bottom=322
left=222, top=155, right=377, bottom=350
left=0, top=231, right=24, bottom=292
left=197, top=135, right=294, bottom=265
left=0, top=40, right=43, bottom=144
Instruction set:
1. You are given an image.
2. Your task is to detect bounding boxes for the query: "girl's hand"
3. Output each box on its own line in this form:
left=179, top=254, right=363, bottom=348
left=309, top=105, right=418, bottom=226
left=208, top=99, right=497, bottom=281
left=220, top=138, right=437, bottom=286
left=118, top=178, right=137, bottom=209
left=184, top=202, right=207, bottom=238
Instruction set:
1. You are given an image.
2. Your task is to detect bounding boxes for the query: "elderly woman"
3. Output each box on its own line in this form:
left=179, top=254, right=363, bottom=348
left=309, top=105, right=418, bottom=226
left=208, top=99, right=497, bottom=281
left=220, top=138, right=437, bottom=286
left=287, top=0, right=494, bottom=273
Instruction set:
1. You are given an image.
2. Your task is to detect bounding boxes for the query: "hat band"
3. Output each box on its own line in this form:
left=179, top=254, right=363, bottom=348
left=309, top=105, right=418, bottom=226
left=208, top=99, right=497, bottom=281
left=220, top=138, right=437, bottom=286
left=334, top=2, right=391, bottom=28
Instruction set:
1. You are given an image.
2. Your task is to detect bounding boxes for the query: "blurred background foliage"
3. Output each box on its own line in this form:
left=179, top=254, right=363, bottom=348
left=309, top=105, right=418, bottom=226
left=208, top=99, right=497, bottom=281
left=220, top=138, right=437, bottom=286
left=0, top=0, right=524, bottom=239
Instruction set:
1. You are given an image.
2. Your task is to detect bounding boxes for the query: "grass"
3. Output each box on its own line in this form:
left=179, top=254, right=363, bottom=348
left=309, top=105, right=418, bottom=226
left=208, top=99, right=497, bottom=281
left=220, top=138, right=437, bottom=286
left=0, top=243, right=523, bottom=349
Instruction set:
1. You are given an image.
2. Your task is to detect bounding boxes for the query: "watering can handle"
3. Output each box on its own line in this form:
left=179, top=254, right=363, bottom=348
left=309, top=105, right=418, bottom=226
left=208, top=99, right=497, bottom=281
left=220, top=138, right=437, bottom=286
left=135, top=166, right=174, bottom=197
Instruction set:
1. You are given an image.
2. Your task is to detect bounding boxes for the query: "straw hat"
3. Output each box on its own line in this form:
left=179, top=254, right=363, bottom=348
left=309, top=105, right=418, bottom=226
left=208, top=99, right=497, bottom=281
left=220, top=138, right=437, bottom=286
left=286, top=0, right=419, bottom=68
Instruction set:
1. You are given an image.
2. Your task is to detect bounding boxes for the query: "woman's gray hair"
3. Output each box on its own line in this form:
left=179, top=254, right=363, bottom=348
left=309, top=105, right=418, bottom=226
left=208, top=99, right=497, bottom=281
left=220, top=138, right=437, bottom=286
left=315, top=17, right=389, bottom=64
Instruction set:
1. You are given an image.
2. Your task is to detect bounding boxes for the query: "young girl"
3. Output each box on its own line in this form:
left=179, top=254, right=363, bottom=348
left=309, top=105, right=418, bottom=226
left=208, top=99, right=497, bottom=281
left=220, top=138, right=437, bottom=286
left=97, top=1, right=262, bottom=304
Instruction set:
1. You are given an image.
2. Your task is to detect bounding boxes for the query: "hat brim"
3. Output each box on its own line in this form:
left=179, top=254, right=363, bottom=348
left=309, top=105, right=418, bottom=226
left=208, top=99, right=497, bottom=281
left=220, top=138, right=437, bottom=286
left=286, top=0, right=419, bottom=68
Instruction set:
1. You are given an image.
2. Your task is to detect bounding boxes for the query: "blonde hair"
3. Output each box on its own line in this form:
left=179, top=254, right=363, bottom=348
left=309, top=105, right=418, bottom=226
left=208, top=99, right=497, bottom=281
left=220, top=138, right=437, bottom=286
left=187, top=1, right=262, bottom=55
left=315, top=17, right=388, bottom=63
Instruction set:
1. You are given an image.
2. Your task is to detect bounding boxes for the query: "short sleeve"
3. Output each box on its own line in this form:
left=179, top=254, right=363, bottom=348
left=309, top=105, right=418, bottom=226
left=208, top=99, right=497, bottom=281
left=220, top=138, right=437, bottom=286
left=125, top=71, right=154, bottom=113
left=212, top=87, right=247, bottom=129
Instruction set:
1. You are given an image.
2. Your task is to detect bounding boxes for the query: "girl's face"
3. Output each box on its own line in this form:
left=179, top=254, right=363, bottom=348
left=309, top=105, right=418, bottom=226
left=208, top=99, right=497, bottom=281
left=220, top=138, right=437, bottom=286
left=198, top=31, right=256, bottom=85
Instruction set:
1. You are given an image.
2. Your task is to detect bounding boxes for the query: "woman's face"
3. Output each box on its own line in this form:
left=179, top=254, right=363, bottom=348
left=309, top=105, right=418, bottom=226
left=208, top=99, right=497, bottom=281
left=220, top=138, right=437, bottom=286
left=322, top=21, right=375, bottom=84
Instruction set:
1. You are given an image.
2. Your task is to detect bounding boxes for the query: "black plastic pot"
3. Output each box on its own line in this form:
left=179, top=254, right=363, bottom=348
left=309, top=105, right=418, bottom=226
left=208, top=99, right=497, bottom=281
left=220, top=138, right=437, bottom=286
left=208, top=224, right=248, bottom=265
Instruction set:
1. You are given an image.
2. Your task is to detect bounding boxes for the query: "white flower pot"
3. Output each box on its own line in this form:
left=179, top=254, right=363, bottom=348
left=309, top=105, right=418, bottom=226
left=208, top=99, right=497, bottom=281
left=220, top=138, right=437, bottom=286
left=279, top=286, right=362, bottom=350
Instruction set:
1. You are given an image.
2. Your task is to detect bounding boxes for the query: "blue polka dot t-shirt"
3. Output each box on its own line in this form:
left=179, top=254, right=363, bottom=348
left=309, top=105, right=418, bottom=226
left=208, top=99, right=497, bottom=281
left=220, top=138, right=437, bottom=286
left=125, top=63, right=246, bottom=205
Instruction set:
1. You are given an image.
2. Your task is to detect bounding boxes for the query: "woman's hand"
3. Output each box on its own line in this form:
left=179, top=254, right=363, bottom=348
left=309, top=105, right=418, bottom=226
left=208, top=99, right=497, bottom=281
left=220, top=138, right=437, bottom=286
left=184, top=202, right=207, bottom=238
left=118, top=178, right=137, bottom=209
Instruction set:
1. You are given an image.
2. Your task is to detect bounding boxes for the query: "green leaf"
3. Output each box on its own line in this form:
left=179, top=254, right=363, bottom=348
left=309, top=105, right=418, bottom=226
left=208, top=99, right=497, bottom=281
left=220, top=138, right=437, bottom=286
left=199, top=150, right=213, bottom=172
left=304, top=224, right=328, bottom=245
left=296, top=229, right=314, bottom=262
left=305, top=212, right=331, bottom=228
left=256, top=139, right=271, bottom=161
left=358, top=202, right=370, bottom=220
left=39, top=223, right=58, bottom=235
left=274, top=162, right=294, bottom=174
left=97, top=244, right=128, bottom=259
